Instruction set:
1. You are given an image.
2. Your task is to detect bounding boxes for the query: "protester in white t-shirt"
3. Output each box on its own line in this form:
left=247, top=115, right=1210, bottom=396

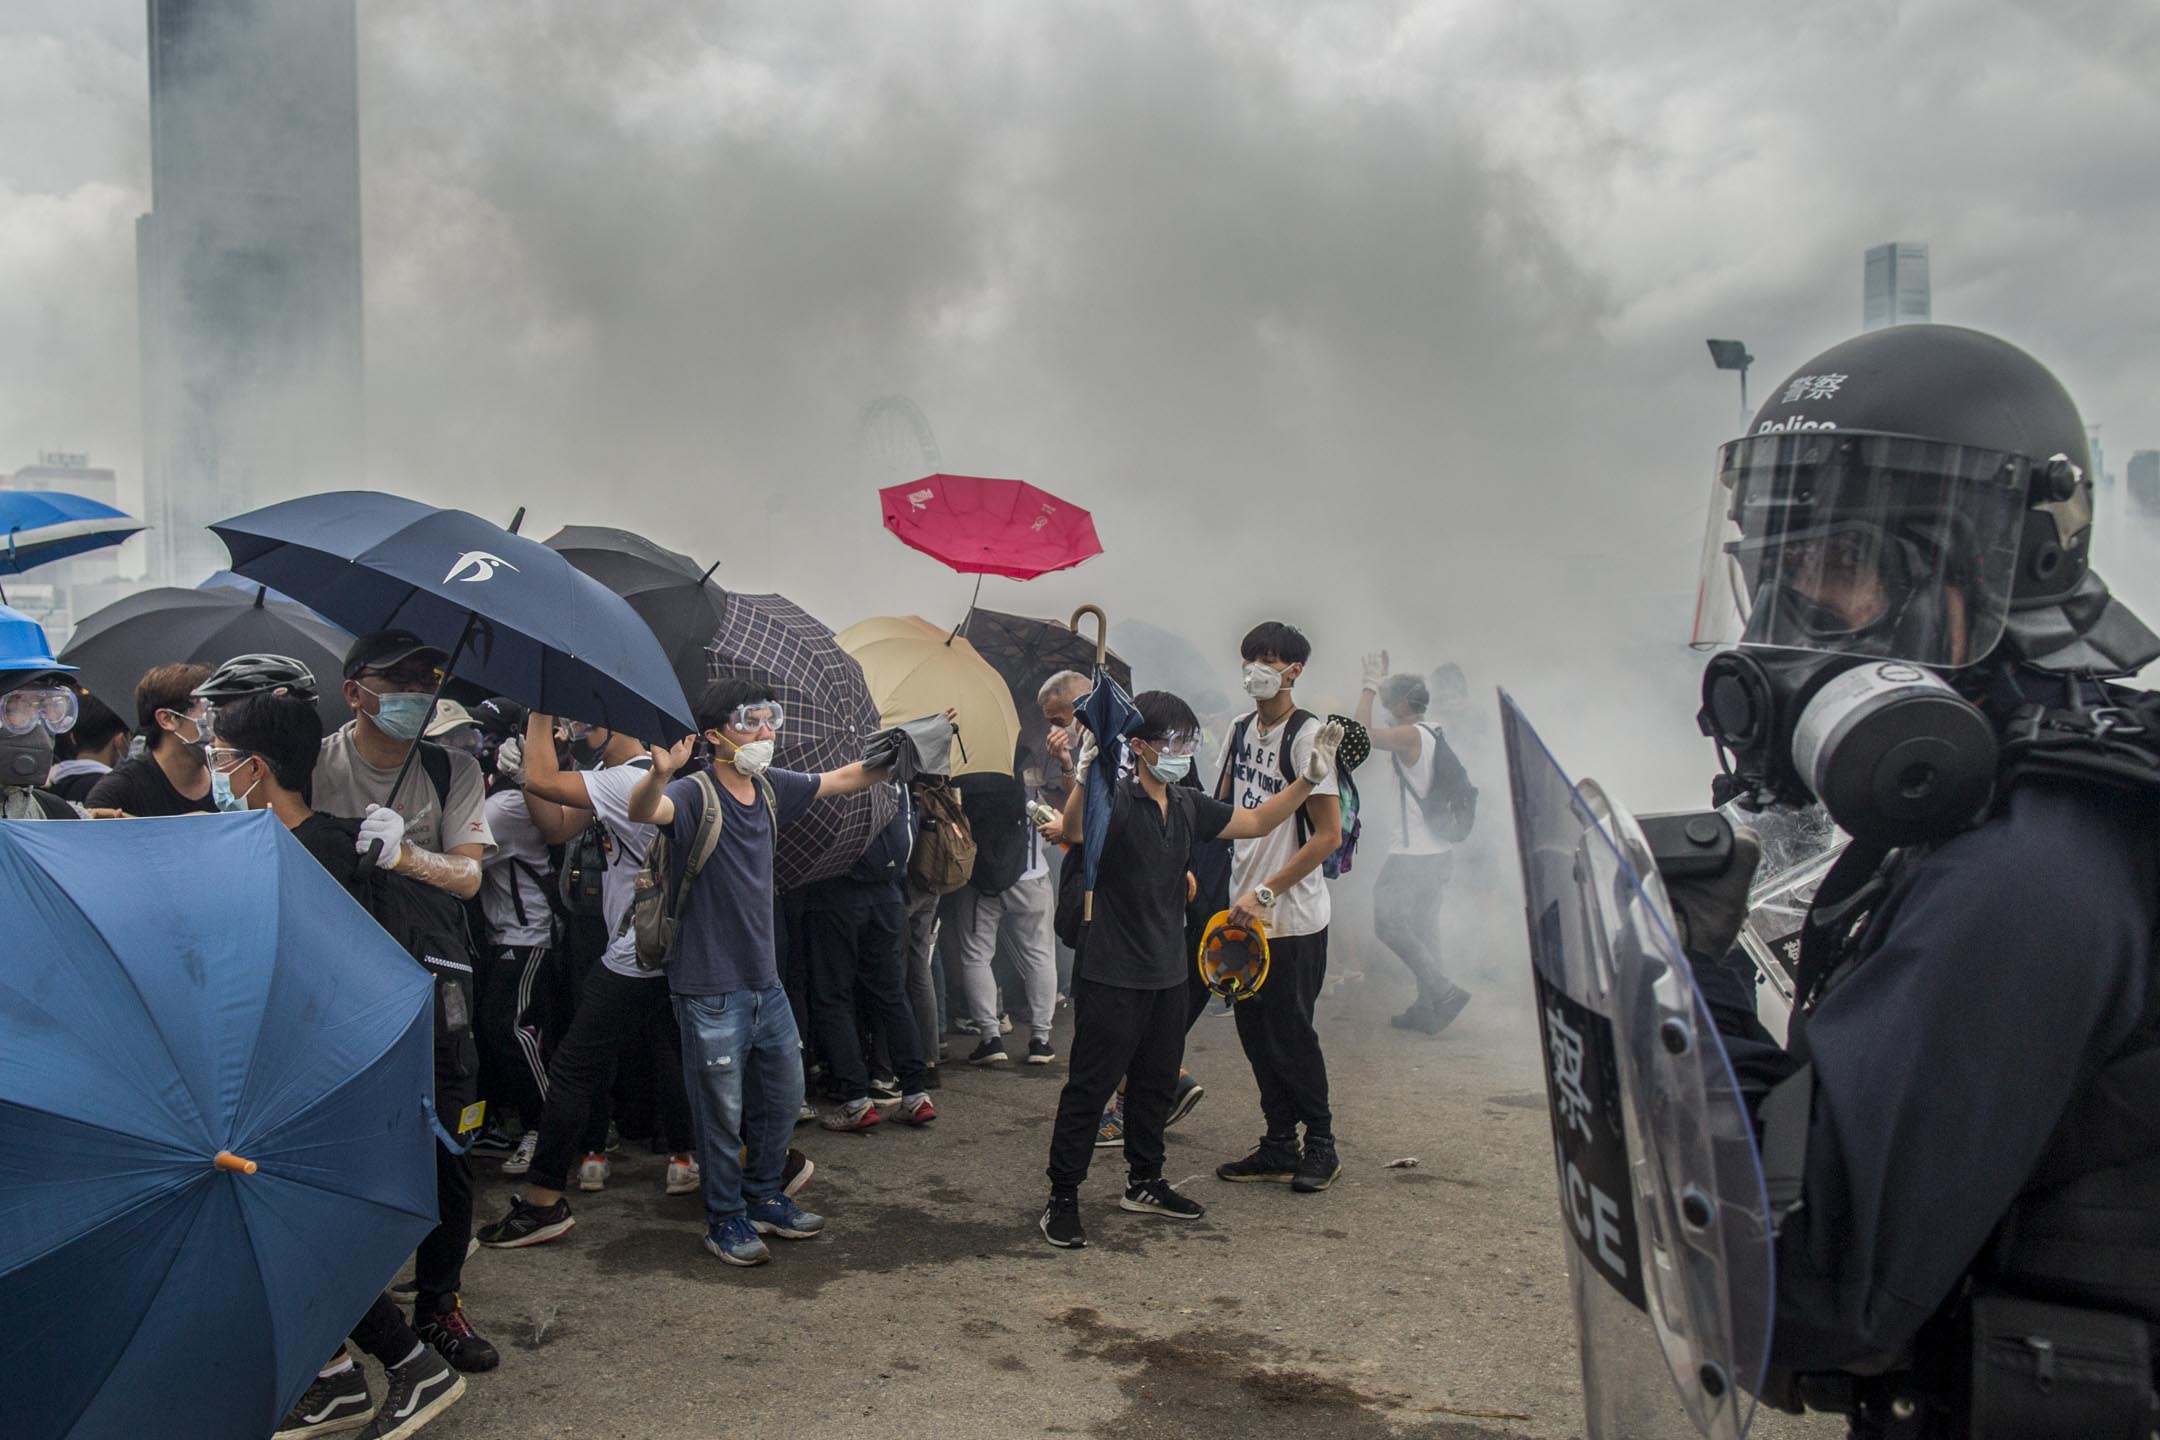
left=1355, top=656, right=1475, bottom=1037
left=475, top=711, right=698, bottom=1252
left=1211, top=621, right=1346, bottom=1196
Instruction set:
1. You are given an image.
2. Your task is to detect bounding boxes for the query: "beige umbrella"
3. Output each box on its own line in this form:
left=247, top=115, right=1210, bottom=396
left=835, top=614, right=1022, bottom=778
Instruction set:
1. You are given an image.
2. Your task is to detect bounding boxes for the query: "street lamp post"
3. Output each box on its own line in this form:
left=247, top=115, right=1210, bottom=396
left=1706, top=339, right=1754, bottom=435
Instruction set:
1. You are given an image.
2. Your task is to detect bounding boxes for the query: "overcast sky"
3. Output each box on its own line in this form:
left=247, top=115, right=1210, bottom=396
left=3, top=0, right=2156, bottom=797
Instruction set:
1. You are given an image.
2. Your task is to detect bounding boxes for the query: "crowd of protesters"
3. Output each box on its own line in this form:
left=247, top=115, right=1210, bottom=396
left=0, top=604, right=1483, bottom=1440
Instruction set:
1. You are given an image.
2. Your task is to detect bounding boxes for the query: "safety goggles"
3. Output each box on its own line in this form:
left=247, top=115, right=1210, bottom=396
left=205, top=747, right=256, bottom=774
left=2, top=686, right=79, bottom=737
left=725, top=700, right=785, bottom=734
left=1137, top=729, right=1198, bottom=757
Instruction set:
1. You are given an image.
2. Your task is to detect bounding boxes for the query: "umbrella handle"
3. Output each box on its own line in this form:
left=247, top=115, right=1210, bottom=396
left=214, top=1151, right=257, bottom=1175
left=1069, top=605, right=1108, bottom=667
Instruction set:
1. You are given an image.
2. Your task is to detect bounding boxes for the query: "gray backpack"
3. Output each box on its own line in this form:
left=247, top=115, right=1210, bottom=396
left=626, top=769, right=776, bottom=971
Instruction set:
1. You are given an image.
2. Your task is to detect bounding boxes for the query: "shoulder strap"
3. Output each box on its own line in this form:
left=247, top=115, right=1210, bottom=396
left=1216, top=715, right=1254, bottom=801
left=418, top=741, right=453, bottom=810
left=757, top=775, right=779, bottom=844
left=1278, top=710, right=1315, bottom=785
left=35, top=789, right=78, bottom=821
left=681, top=771, right=727, bottom=882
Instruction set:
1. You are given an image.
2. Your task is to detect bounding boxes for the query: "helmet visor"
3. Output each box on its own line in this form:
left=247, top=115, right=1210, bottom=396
left=1692, top=432, right=2028, bottom=668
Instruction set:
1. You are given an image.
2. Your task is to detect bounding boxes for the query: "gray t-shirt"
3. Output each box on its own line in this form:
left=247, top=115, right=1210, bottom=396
left=313, top=724, right=494, bottom=858
left=480, top=789, right=554, bottom=948
left=662, top=767, right=821, bottom=997
left=581, top=759, right=659, bottom=979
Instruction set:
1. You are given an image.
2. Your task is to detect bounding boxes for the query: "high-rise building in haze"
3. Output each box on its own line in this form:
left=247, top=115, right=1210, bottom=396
left=1863, top=242, right=1931, bottom=331
left=2130, top=451, right=2160, bottom=518
left=137, top=0, right=365, bottom=586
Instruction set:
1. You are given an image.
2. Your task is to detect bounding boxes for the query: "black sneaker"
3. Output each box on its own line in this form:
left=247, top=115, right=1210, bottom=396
left=1166, top=1072, right=1205, bottom=1126
left=869, top=1073, right=903, bottom=1102
left=466, top=1122, right=518, bottom=1157
left=922, top=1065, right=942, bottom=1091
left=476, top=1194, right=575, bottom=1248
left=414, top=1298, right=500, bottom=1373
left=359, top=1347, right=465, bottom=1439
left=274, top=1364, right=374, bottom=1436
left=1121, top=1177, right=1205, bottom=1219
left=1040, top=1192, right=1086, bottom=1249
left=1027, top=1038, right=1055, bottom=1065
left=1293, top=1136, right=1342, bottom=1194
left=1216, top=1137, right=1300, bottom=1184
left=783, top=1147, right=815, bottom=1197
left=967, top=1036, right=1008, bottom=1065
left=1428, top=985, right=1473, bottom=1035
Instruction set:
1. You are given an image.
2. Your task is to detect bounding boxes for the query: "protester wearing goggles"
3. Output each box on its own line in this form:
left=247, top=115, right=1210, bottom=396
left=84, top=663, right=218, bottom=817
left=1, top=604, right=85, bottom=821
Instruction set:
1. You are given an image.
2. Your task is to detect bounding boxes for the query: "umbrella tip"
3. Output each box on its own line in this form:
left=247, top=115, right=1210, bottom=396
left=508, top=506, right=527, bottom=535
left=253, top=586, right=267, bottom=609
left=213, top=1151, right=258, bottom=1175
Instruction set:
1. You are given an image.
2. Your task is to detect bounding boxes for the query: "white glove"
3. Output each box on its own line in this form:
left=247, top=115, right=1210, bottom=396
left=1304, top=719, right=1345, bottom=784
left=358, top=803, right=408, bottom=867
left=496, top=736, right=526, bottom=787
left=1076, top=728, right=1100, bottom=774
left=1360, top=651, right=1389, bottom=692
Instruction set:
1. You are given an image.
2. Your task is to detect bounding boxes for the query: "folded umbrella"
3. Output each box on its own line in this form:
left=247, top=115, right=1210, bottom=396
left=859, top=712, right=958, bottom=785
left=60, top=584, right=355, bottom=733
left=0, top=491, right=145, bottom=577
left=705, top=591, right=896, bottom=888
left=212, top=492, right=694, bottom=741
left=542, top=525, right=725, bottom=707
left=836, top=615, right=1023, bottom=779
left=0, top=812, right=437, bottom=1440
left=1077, top=667, right=1143, bottom=921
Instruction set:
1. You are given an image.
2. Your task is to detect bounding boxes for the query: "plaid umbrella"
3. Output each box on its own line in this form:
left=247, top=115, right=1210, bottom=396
left=706, top=592, right=896, bottom=889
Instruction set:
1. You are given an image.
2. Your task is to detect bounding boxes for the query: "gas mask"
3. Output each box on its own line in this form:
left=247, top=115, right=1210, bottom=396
left=1, top=726, right=55, bottom=790
left=1698, top=649, right=1996, bottom=848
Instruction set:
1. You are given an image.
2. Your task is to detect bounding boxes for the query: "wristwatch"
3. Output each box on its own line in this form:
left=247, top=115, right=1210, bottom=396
left=1253, top=884, right=1278, bottom=910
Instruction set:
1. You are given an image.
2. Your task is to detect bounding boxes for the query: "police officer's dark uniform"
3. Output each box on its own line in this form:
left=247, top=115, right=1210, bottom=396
left=1679, top=324, right=2160, bottom=1438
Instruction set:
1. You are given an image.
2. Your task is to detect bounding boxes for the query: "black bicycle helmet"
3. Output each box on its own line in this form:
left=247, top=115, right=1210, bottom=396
left=193, top=653, right=319, bottom=704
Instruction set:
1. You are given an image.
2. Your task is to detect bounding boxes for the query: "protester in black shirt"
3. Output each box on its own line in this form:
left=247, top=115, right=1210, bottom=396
left=209, top=686, right=468, bottom=1439
left=44, top=689, right=129, bottom=804
left=84, top=663, right=216, bottom=816
left=1037, top=691, right=1342, bottom=1250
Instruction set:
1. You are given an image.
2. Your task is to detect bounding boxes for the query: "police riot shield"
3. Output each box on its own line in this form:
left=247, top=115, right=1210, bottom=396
left=1501, top=692, right=1776, bottom=1439
left=1720, top=800, right=1845, bottom=1044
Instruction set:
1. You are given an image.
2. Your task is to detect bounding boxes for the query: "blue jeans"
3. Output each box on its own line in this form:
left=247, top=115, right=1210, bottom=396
left=672, top=986, right=804, bottom=1227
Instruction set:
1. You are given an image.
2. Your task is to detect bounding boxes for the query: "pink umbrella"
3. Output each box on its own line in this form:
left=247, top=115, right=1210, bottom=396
left=879, top=474, right=1103, bottom=581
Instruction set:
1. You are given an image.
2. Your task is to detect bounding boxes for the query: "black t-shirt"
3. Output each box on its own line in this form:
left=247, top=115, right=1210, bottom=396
left=83, top=753, right=215, bottom=817
left=291, top=812, right=366, bottom=899
left=1078, top=777, right=1234, bottom=991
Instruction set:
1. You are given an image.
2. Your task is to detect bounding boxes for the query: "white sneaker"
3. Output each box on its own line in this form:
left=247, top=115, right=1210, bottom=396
left=500, top=1131, right=538, bottom=1176
left=577, top=1153, right=610, bottom=1192
left=665, top=1156, right=701, bottom=1196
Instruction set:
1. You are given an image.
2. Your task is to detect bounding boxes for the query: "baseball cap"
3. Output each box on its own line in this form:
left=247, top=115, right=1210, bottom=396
left=424, top=699, right=480, bottom=740
left=343, top=629, right=449, bottom=681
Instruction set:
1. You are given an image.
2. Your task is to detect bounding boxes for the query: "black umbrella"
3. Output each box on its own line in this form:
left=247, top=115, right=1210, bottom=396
left=59, top=585, right=355, bottom=732
left=957, top=606, right=1133, bottom=782
left=706, top=591, right=896, bottom=889
left=542, top=526, right=725, bottom=706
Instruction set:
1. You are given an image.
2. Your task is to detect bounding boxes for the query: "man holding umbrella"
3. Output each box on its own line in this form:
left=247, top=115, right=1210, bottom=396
left=309, top=628, right=499, bottom=1373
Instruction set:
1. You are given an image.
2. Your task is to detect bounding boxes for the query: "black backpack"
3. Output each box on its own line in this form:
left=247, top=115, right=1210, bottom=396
left=848, top=785, right=914, bottom=885
left=1402, top=723, right=1478, bottom=843
left=957, top=773, right=1030, bottom=896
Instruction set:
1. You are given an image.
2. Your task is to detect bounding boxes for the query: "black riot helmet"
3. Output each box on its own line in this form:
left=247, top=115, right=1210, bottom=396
left=1693, top=324, right=2159, bottom=678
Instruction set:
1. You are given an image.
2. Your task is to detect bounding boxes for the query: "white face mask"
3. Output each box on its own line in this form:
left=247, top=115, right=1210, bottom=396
left=730, top=738, right=775, bottom=777
left=1241, top=662, right=1285, bottom=700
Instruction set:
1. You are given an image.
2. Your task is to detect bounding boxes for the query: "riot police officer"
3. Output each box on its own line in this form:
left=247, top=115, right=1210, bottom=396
left=1676, top=324, right=2160, bottom=1438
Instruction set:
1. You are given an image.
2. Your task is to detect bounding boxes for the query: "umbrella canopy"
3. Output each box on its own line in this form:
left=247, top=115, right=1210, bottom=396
left=212, top=492, right=694, bottom=741
left=836, top=615, right=1022, bottom=779
left=1077, top=667, right=1144, bottom=914
left=0, top=812, right=437, bottom=1440
left=957, top=607, right=1132, bottom=781
left=879, top=474, right=1103, bottom=580
left=60, top=585, right=356, bottom=733
left=543, top=525, right=725, bottom=705
left=0, top=491, right=145, bottom=576
left=706, top=591, right=896, bottom=889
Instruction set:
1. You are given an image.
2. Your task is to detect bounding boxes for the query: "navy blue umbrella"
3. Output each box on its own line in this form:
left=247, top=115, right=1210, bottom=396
left=0, top=812, right=436, bottom=1440
left=1076, top=666, right=1143, bottom=919
left=0, top=491, right=145, bottom=577
left=212, top=492, right=695, bottom=741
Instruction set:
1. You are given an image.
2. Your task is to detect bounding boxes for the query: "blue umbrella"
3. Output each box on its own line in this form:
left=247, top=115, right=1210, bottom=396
left=211, top=492, right=695, bottom=741
left=1076, top=665, right=1143, bottom=919
left=0, top=490, right=146, bottom=576
left=0, top=811, right=437, bottom=1440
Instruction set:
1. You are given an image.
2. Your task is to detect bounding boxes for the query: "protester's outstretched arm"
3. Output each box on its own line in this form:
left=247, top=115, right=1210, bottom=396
left=521, top=712, right=593, bottom=808
left=625, top=737, right=695, bottom=826
left=1219, top=775, right=1315, bottom=842
left=1356, top=651, right=1421, bottom=758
